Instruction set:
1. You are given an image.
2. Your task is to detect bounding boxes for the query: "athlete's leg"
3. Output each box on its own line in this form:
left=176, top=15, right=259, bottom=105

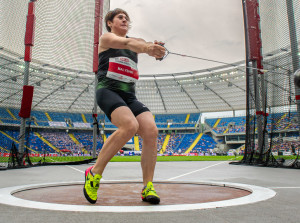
left=92, top=106, right=139, bottom=175
left=136, top=111, right=158, bottom=186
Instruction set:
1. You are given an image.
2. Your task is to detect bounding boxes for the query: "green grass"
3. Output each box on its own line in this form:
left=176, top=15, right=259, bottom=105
left=273, top=155, right=298, bottom=160
left=2, top=154, right=298, bottom=163
left=0, top=155, right=242, bottom=163
left=40, top=156, right=93, bottom=163
left=110, top=155, right=243, bottom=162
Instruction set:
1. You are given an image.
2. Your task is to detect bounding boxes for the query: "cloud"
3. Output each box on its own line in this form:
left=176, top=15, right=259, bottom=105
left=110, top=0, right=245, bottom=74
left=122, top=0, right=132, bottom=6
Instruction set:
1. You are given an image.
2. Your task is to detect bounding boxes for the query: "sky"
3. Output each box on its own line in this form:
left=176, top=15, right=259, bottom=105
left=109, top=0, right=246, bottom=75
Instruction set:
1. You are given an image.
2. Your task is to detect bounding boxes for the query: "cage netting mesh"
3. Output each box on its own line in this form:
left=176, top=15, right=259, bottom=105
left=0, top=0, right=110, bottom=168
left=237, top=0, right=300, bottom=168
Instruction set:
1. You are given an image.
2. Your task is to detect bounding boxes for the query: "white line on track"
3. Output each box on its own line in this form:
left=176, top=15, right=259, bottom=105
left=66, top=165, right=84, bottom=174
left=269, top=187, right=300, bottom=189
left=65, top=165, right=141, bottom=182
left=166, top=161, right=228, bottom=181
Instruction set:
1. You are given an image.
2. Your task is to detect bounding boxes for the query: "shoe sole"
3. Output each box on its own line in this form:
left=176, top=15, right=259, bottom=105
left=143, top=195, right=160, bottom=204
left=83, top=169, right=97, bottom=204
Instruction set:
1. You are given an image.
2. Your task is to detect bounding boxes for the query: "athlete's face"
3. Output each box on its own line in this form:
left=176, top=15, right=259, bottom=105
left=110, top=13, right=129, bottom=33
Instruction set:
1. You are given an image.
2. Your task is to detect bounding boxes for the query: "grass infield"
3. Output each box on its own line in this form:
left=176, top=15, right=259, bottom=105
left=110, top=155, right=243, bottom=162
left=0, top=155, right=242, bottom=163
left=1, top=155, right=298, bottom=163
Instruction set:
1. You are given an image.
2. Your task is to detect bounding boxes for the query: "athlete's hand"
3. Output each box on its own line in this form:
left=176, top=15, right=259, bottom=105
left=146, top=41, right=166, bottom=59
left=154, top=40, right=166, bottom=61
left=154, top=40, right=165, bottom=46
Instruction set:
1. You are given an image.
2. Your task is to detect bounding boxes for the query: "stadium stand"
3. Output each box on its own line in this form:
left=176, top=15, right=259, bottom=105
left=206, top=113, right=299, bottom=134
left=193, top=134, right=217, bottom=152
left=0, top=108, right=298, bottom=158
left=166, top=133, right=184, bottom=153
left=73, top=132, right=104, bottom=153
left=175, top=133, right=198, bottom=153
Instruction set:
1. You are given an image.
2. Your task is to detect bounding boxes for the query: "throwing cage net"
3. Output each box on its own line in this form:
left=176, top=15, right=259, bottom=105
left=0, top=0, right=110, bottom=169
left=235, top=0, right=300, bottom=168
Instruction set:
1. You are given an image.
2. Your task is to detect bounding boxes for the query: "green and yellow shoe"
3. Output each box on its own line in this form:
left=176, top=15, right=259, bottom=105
left=83, top=166, right=101, bottom=204
left=141, top=181, right=160, bottom=204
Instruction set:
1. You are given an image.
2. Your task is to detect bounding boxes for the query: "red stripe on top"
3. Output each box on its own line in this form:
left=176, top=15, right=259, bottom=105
left=108, top=62, right=139, bottom=80
left=296, top=95, right=300, bottom=100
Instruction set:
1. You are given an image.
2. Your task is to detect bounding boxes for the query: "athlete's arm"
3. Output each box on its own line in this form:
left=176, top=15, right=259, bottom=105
left=130, top=37, right=150, bottom=43
left=99, top=33, right=165, bottom=58
left=131, top=38, right=165, bottom=47
left=129, top=38, right=152, bottom=54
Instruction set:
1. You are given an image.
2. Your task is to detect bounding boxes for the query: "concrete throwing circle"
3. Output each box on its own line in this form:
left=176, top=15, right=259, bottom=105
left=0, top=181, right=276, bottom=212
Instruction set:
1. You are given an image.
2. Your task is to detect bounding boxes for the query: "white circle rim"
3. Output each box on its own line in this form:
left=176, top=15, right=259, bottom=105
left=0, top=181, right=276, bottom=213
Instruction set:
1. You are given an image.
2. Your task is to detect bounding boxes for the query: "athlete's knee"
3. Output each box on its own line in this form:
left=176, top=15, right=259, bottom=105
left=143, top=125, right=158, bottom=140
left=151, top=126, right=159, bottom=139
left=120, top=119, right=139, bottom=136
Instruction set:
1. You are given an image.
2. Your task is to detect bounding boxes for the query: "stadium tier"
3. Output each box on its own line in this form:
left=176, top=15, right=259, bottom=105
left=73, top=132, right=104, bottom=151
left=0, top=128, right=217, bottom=155
left=0, top=130, right=54, bottom=153
left=166, top=133, right=185, bottom=154
left=175, top=133, right=199, bottom=153
left=1, top=109, right=298, bottom=155
left=205, top=113, right=299, bottom=134
left=0, top=109, right=200, bottom=129
left=0, top=109, right=298, bottom=163
left=194, top=134, right=217, bottom=152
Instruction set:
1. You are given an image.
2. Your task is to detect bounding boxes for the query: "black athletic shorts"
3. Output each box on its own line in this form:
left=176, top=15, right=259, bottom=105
left=96, top=88, right=150, bottom=121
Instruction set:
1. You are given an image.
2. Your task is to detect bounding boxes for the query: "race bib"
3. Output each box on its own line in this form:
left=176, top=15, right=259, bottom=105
left=106, top=57, right=139, bottom=83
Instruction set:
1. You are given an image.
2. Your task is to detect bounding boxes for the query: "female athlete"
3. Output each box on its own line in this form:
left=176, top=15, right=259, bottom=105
left=83, top=8, right=165, bottom=205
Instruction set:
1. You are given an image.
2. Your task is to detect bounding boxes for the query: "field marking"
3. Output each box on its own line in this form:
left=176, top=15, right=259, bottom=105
left=47, top=157, right=57, bottom=162
left=65, top=165, right=141, bottom=182
left=269, top=187, right=300, bottom=189
left=166, top=161, right=227, bottom=181
left=66, top=165, right=84, bottom=174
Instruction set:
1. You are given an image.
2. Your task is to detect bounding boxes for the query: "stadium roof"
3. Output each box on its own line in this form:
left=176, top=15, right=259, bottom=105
left=0, top=47, right=246, bottom=114
left=0, top=46, right=296, bottom=114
